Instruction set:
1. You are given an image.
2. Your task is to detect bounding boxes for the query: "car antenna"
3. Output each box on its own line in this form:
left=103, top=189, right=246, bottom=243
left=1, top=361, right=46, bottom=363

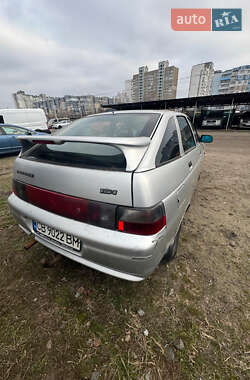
left=107, top=108, right=115, bottom=115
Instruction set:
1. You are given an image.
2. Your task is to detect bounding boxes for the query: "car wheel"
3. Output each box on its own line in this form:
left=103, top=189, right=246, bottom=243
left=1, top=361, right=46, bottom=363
left=162, top=223, right=182, bottom=263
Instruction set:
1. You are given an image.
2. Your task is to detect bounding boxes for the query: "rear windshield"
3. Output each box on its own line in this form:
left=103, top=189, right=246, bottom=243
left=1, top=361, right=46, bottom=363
left=22, top=113, right=160, bottom=171
left=204, top=111, right=224, bottom=119
left=22, top=142, right=127, bottom=171
left=242, top=112, right=250, bottom=118
left=56, top=113, right=160, bottom=138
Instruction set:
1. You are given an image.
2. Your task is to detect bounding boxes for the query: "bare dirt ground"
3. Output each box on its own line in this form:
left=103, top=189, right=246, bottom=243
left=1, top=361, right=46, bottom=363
left=0, top=130, right=249, bottom=379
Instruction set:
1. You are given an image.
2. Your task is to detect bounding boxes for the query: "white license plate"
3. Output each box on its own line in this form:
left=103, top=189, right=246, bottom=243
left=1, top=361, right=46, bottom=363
left=33, top=221, right=81, bottom=252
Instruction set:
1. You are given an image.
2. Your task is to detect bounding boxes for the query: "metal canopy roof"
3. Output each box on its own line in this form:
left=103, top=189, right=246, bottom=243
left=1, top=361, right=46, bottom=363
left=102, top=92, right=250, bottom=110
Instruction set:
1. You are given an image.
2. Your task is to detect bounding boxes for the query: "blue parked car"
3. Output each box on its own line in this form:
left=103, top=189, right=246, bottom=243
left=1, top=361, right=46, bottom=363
left=0, top=124, right=46, bottom=156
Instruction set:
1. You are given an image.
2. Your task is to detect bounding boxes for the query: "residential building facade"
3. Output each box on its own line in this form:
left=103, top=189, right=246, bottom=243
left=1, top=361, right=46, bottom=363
left=218, top=65, right=250, bottom=94
left=132, top=60, right=179, bottom=102
left=13, top=91, right=112, bottom=119
left=124, top=80, right=133, bottom=102
left=13, top=91, right=48, bottom=109
left=113, top=90, right=128, bottom=104
left=188, top=62, right=214, bottom=97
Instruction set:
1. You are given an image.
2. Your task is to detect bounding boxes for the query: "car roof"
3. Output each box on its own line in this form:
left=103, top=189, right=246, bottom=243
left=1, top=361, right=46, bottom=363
left=87, top=110, right=181, bottom=117
left=0, top=123, right=29, bottom=130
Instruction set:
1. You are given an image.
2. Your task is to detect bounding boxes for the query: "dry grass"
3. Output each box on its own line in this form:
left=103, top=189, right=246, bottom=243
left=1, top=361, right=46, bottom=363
left=0, top=131, right=249, bottom=379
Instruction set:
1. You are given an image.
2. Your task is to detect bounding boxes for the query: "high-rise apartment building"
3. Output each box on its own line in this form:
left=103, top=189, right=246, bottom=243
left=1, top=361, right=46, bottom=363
left=210, top=70, right=222, bottom=95
left=188, top=62, right=214, bottom=97
left=218, top=65, right=250, bottom=94
left=132, top=60, right=179, bottom=102
left=124, top=80, right=133, bottom=102
left=13, top=91, right=48, bottom=109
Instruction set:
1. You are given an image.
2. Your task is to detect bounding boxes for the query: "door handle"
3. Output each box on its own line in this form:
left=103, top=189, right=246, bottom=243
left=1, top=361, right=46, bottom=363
left=188, top=161, right=193, bottom=168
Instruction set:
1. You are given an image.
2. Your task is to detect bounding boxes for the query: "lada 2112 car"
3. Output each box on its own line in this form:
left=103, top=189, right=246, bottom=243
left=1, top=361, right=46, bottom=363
left=8, top=111, right=213, bottom=281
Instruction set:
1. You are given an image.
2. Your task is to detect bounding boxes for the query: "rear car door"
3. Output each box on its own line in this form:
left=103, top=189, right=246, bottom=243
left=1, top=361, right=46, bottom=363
left=154, top=116, right=184, bottom=237
left=133, top=115, right=189, bottom=235
left=176, top=116, right=201, bottom=204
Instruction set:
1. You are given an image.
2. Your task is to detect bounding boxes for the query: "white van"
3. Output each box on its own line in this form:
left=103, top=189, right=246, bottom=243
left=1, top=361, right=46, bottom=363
left=0, top=109, right=47, bottom=131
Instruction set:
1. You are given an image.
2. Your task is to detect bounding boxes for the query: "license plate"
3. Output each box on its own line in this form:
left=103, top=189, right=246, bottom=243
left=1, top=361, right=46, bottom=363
left=32, top=221, right=81, bottom=252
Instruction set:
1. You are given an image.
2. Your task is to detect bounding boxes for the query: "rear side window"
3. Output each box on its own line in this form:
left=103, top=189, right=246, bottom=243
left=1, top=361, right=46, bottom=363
left=177, top=116, right=196, bottom=152
left=186, top=117, right=198, bottom=142
left=156, top=117, right=180, bottom=167
left=1, top=126, right=28, bottom=135
left=0, top=115, right=4, bottom=123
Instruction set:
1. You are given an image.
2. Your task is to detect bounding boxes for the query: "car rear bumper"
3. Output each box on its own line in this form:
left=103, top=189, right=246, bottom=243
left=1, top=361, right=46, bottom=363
left=8, top=193, right=169, bottom=281
left=240, top=123, right=250, bottom=128
left=202, top=122, right=221, bottom=127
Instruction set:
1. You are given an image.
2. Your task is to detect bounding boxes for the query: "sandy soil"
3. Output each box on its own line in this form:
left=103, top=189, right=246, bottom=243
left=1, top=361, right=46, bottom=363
left=0, top=130, right=249, bottom=379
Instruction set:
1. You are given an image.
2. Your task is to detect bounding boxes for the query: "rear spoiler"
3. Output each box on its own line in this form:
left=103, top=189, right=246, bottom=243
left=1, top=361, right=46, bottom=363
left=17, top=135, right=151, bottom=172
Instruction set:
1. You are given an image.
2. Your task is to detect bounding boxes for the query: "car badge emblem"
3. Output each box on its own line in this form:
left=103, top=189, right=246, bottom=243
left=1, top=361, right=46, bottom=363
left=100, top=188, right=118, bottom=195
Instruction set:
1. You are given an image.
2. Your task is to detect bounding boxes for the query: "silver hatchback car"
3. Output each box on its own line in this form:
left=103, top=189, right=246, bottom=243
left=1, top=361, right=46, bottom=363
left=8, top=110, right=212, bottom=281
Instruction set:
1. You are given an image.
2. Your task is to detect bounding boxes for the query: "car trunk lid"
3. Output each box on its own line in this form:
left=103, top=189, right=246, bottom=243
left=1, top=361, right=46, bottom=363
left=14, top=135, right=151, bottom=207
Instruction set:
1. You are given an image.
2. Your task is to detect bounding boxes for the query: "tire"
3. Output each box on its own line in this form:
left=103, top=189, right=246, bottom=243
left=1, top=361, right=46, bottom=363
left=162, top=223, right=182, bottom=263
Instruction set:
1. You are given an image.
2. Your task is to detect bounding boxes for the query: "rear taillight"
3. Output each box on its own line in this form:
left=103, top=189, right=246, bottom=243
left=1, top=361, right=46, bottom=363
left=13, top=180, right=27, bottom=201
left=13, top=180, right=116, bottom=230
left=117, top=203, right=166, bottom=235
left=13, top=180, right=166, bottom=235
left=32, top=140, right=56, bottom=144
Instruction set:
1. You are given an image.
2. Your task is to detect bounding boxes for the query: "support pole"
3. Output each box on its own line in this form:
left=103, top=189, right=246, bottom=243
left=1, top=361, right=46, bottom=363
left=192, top=101, right=198, bottom=125
left=226, top=98, right=234, bottom=131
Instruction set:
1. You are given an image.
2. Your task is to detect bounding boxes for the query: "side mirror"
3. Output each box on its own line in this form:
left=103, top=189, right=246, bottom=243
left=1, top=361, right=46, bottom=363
left=200, top=134, right=213, bottom=143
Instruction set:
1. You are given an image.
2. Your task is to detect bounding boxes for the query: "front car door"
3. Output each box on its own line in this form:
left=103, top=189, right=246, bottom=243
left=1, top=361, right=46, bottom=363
left=0, top=126, right=16, bottom=154
left=0, top=125, right=29, bottom=154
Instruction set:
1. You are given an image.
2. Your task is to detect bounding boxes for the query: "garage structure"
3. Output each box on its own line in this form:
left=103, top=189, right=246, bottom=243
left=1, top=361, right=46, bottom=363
left=102, top=92, right=250, bottom=129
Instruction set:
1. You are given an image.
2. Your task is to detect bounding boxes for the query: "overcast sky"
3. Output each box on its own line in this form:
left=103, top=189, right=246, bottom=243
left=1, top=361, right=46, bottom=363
left=0, top=0, right=249, bottom=107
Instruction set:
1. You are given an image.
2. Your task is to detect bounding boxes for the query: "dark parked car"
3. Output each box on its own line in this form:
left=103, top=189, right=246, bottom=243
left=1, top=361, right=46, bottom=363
left=239, top=111, right=250, bottom=129
left=201, top=109, right=235, bottom=129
